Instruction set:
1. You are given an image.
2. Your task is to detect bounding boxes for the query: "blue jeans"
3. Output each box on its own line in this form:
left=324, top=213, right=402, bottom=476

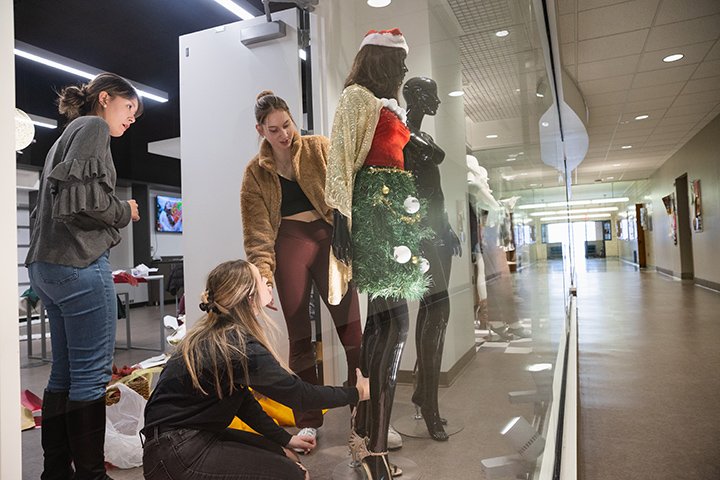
left=28, top=252, right=117, bottom=401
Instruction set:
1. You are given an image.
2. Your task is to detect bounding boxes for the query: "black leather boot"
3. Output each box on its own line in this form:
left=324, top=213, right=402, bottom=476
left=66, top=397, right=113, bottom=480
left=41, top=390, right=74, bottom=480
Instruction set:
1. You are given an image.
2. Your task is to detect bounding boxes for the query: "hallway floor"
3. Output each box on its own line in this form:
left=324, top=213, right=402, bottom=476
left=577, top=260, right=720, bottom=479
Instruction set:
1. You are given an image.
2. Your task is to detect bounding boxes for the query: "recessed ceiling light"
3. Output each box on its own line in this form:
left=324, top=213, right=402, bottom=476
left=14, top=41, right=169, bottom=103
left=519, top=152, right=524, bottom=155
left=536, top=92, right=544, bottom=98
left=621, top=145, right=632, bottom=149
left=367, top=0, right=392, bottom=7
left=612, top=163, right=621, bottom=167
left=520, top=172, right=528, bottom=176
left=495, top=30, right=510, bottom=37
left=506, top=158, right=516, bottom=162
left=634, top=114, right=649, bottom=120
left=214, top=0, right=255, bottom=19
left=27, top=114, right=57, bottom=129
left=508, top=153, right=518, bottom=158
left=541, top=121, right=550, bottom=127
left=448, top=90, right=464, bottom=97
left=515, top=88, right=521, bottom=92
left=486, top=134, right=499, bottom=139
left=663, top=53, right=684, bottom=63
left=607, top=176, right=615, bottom=180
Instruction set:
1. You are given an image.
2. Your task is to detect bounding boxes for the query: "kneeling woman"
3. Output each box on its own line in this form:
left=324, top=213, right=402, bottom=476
left=142, top=260, right=369, bottom=480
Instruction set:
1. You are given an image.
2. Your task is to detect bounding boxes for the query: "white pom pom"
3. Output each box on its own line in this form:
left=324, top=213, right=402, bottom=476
left=404, top=196, right=420, bottom=214
left=419, top=257, right=430, bottom=273
left=393, top=246, right=412, bottom=264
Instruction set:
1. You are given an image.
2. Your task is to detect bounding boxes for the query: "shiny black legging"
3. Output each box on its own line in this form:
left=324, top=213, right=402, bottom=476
left=353, top=297, right=409, bottom=453
left=412, top=240, right=453, bottom=429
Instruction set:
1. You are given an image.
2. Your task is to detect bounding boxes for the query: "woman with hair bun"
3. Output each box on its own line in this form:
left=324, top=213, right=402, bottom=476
left=25, top=72, right=142, bottom=479
left=142, top=259, right=369, bottom=480
left=240, top=91, right=363, bottom=448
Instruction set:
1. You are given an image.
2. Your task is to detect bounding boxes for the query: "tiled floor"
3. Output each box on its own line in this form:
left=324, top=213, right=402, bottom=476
left=19, top=259, right=720, bottom=479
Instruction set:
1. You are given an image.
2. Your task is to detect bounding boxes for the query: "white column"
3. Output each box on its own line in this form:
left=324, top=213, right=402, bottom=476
left=0, top=0, right=23, bottom=476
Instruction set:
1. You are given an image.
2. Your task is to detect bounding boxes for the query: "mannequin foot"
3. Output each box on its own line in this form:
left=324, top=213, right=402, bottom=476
left=421, top=407, right=449, bottom=441
left=413, top=402, right=447, bottom=425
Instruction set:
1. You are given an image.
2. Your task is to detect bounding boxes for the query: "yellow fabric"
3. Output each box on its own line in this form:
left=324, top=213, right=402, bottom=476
left=325, top=84, right=382, bottom=304
left=228, top=390, right=328, bottom=433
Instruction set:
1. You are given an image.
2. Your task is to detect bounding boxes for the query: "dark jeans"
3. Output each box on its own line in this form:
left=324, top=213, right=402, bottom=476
left=28, top=251, right=116, bottom=401
left=274, top=219, right=362, bottom=428
left=143, top=428, right=305, bottom=480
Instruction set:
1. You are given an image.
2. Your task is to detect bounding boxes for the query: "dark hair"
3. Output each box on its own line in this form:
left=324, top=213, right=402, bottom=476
left=254, top=90, right=295, bottom=125
left=57, top=72, right=144, bottom=121
left=344, top=45, right=408, bottom=100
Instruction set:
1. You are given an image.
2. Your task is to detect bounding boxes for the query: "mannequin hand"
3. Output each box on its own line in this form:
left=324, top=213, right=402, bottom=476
left=331, top=210, right=352, bottom=265
left=355, top=368, right=370, bottom=401
left=288, top=434, right=317, bottom=454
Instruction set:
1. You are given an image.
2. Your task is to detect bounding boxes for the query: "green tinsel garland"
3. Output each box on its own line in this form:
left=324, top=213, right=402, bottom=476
left=352, top=167, right=433, bottom=300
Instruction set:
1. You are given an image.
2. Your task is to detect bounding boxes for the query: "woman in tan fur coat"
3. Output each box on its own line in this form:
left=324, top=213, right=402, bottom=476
left=240, top=91, right=362, bottom=447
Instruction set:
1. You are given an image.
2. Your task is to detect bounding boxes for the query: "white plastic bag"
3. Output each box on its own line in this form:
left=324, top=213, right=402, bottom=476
left=105, top=382, right=146, bottom=469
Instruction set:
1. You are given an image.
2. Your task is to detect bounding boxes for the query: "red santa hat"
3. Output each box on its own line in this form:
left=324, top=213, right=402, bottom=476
left=359, top=28, right=409, bottom=53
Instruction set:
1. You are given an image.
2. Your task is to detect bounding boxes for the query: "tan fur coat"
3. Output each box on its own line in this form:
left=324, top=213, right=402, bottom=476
left=240, top=132, right=332, bottom=285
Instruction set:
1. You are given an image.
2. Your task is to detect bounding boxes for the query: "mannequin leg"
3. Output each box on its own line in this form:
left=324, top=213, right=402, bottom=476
left=413, top=291, right=450, bottom=441
left=411, top=242, right=452, bottom=440
left=353, top=297, right=409, bottom=480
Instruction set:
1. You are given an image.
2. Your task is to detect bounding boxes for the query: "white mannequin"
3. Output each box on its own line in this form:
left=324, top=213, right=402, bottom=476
left=466, top=155, right=503, bottom=324
left=466, top=155, right=504, bottom=227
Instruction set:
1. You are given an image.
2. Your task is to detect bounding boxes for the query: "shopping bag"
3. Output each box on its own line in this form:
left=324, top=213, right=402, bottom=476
left=104, top=382, right=146, bottom=469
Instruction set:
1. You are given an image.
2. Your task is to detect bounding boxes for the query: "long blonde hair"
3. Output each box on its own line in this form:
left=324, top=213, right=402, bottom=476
left=179, top=259, right=287, bottom=398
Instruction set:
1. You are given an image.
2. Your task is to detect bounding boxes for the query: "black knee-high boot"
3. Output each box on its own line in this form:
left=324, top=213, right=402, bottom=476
left=66, top=397, right=112, bottom=480
left=41, top=390, right=74, bottom=480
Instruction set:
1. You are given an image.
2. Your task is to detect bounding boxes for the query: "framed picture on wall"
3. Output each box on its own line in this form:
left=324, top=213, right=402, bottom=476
left=691, top=179, right=703, bottom=232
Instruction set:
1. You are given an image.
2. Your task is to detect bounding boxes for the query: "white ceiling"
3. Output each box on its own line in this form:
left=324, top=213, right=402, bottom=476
left=449, top=0, right=720, bottom=198
left=559, top=0, right=720, bottom=184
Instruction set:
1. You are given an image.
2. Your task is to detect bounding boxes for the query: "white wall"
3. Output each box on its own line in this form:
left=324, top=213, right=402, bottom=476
left=647, top=112, right=720, bottom=286
left=180, top=9, right=303, bottom=364
left=1, top=0, right=23, bottom=475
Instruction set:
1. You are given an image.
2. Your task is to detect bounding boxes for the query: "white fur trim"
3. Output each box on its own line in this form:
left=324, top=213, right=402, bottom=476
left=380, top=97, right=407, bottom=124
left=360, top=30, right=409, bottom=53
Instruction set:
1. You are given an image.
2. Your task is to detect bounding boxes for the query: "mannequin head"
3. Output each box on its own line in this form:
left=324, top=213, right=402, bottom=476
left=345, top=29, right=409, bottom=100
left=466, top=155, right=491, bottom=189
left=403, top=77, right=440, bottom=115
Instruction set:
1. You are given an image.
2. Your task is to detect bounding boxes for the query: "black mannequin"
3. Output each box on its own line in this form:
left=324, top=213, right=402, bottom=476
left=402, top=76, right=461, bottom=441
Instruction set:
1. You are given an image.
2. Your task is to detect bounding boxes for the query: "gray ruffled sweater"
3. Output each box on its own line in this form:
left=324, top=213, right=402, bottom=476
left=25, top=116, right=132, bottom=268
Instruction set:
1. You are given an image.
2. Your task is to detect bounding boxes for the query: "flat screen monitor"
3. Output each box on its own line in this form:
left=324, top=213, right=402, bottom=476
left=155, top=195, right=183, bottom=233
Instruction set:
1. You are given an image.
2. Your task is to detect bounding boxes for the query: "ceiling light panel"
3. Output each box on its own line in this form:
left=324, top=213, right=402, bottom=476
left=449, top=0, right=538, bottom=123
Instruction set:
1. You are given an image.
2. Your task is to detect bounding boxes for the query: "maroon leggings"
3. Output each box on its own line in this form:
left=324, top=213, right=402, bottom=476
left=274, top=219, right=362, bottom=428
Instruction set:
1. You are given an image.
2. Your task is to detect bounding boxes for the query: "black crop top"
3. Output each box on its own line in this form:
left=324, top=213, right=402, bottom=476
left=279, top=176, right=315, bottom=217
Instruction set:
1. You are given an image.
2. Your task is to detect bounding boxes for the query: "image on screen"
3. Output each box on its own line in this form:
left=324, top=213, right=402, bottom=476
left=156, top=195, right=183, bottom=233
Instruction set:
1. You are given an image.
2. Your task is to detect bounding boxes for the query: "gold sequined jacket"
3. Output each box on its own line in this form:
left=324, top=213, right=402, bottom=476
left=241, top=132, right=333, bottom=285
left=325, top=84, right=383, bottom=304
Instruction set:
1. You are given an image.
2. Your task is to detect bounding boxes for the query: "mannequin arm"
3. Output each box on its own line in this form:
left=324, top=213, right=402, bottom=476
left=331, top=209, right=352, bottom=265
